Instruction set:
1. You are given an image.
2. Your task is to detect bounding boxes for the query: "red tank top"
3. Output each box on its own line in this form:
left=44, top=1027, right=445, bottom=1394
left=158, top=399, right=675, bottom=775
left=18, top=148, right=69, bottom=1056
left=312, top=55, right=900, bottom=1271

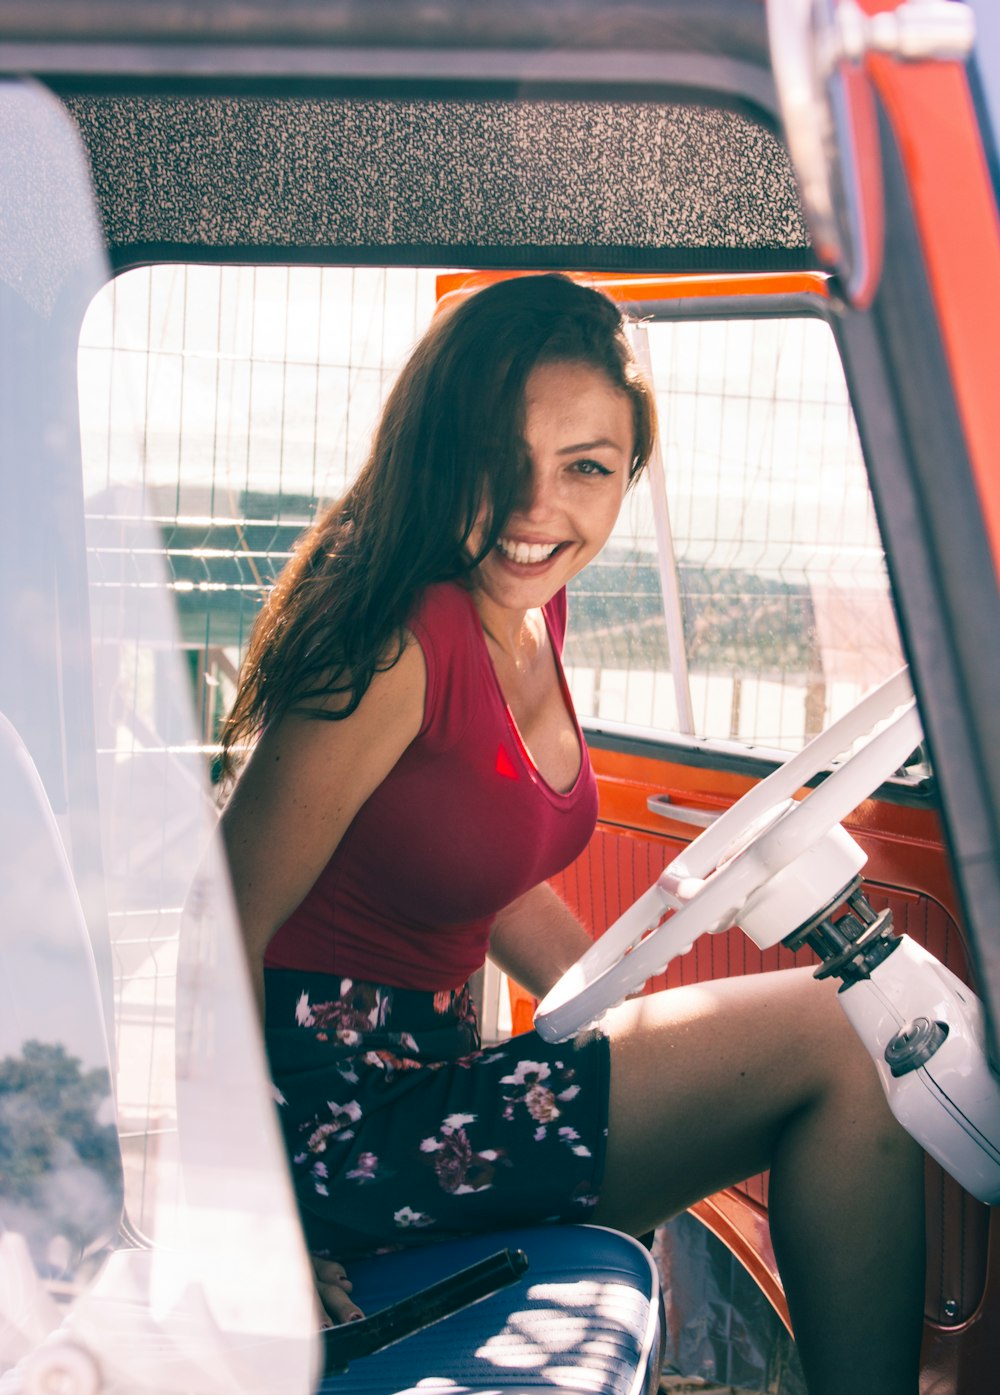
left=264, top=581, right=598, bottom=990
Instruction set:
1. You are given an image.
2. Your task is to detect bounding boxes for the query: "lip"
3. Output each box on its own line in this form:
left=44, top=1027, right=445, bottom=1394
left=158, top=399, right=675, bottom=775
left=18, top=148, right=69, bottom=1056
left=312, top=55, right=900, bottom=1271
left=491, top=539, right=568, bottom=574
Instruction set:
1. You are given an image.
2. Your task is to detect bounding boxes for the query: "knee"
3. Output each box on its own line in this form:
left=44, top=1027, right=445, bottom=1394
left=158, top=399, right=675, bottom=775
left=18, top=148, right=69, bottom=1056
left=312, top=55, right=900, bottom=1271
left=801, top=973, right=920, bottom=1138
left=790, top=971, right=890, bottom=1103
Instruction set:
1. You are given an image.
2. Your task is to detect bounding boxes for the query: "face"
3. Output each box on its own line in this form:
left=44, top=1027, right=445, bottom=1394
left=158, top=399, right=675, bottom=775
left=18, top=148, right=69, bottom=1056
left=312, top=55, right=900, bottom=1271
left=472, top=359, right=635, bottom=620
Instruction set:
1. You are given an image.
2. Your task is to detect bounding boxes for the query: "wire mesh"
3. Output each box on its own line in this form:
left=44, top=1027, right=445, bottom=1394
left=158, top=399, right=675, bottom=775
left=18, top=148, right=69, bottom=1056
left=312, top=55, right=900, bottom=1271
left=562, top=315, right=902, bottom=749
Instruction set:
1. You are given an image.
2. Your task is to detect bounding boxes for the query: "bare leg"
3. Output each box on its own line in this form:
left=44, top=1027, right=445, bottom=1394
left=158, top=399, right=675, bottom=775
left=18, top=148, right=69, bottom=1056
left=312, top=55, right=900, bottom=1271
left=590, top=968, right=925, bottom=1395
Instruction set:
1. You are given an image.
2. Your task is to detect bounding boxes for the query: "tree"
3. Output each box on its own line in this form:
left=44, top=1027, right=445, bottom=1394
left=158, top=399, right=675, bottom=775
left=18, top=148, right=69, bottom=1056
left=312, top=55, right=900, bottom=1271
left=0, top=1041, right=122, bottom=1272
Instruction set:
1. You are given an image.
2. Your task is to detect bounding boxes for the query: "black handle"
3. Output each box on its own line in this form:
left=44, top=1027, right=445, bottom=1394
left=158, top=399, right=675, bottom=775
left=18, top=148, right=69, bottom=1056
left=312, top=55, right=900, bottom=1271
left=323, top=1246, right=529, bottom=1373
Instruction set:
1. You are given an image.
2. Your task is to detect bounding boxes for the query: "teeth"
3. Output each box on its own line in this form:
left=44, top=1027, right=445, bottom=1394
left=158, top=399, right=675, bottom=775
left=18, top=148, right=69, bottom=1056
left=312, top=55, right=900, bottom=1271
left=497, top=537, right=559, bottom=565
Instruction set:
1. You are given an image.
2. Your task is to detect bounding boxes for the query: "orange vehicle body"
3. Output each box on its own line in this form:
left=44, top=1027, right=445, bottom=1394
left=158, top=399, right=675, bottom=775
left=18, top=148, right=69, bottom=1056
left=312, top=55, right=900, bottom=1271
left=863, top=11, right=1000, bottom=584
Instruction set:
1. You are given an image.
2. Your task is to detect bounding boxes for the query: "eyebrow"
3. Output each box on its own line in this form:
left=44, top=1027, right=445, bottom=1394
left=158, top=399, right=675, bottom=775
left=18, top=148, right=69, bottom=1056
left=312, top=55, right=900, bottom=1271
left=556, top=438, right=628, bottom=455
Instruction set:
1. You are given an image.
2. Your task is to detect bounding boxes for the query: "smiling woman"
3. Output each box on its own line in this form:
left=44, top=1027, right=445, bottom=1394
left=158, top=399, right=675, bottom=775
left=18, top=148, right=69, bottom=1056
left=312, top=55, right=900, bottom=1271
left=218, top=271, right=653, bottom=1288
left=2, top=0, right=998, bottom=1388
left=217, top=274, right=924, bottom=1395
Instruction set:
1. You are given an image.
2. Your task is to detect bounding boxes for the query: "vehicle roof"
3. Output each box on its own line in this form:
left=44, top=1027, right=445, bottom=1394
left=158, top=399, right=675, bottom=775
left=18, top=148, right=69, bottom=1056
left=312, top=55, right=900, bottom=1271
left=0, top=0, right=812, bottom=276
left=0, top=0, right=770, bottom=55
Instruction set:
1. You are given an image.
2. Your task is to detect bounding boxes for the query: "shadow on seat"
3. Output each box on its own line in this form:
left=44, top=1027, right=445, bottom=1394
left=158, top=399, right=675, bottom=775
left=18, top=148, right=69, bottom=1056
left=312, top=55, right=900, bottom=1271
left=321, top=1226, right=662, bottom=1395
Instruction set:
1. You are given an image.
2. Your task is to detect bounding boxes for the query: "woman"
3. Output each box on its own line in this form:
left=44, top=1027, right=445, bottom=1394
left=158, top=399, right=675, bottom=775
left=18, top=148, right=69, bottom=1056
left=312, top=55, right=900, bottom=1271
left=220, top=275, right=924, bottom=1395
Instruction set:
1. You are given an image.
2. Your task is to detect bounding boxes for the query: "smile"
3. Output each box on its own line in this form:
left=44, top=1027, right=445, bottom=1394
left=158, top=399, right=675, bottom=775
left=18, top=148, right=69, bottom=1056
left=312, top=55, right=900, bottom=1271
left=496, top=537, right=561, bottom=565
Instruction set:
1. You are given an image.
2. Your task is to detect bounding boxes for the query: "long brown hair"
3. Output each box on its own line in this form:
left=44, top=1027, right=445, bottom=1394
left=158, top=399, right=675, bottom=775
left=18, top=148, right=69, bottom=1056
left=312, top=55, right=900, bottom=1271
left=219, top=274, right=655, bottom=774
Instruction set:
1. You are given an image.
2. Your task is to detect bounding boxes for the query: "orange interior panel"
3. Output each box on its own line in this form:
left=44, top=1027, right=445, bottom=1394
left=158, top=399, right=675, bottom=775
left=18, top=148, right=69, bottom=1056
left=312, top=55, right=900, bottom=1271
left=503, top=750, right=999, bottom=1383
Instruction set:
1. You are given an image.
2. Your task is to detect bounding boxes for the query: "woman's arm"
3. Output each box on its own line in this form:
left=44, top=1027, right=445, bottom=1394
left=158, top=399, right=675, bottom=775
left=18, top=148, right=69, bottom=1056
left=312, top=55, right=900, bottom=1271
left=220, top=636, right=426, bottom=1015
left=487, top=881, right=594, bottom=1000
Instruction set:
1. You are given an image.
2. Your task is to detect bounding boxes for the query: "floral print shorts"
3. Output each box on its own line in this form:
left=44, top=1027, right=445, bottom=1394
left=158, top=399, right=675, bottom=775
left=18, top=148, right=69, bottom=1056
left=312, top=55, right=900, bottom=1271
left=263, top=968, right=611, bottom=1260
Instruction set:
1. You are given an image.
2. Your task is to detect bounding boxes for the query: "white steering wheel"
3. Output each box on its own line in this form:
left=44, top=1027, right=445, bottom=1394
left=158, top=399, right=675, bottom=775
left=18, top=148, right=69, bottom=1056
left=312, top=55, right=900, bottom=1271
left=535, top=667, right=922, bottom=1043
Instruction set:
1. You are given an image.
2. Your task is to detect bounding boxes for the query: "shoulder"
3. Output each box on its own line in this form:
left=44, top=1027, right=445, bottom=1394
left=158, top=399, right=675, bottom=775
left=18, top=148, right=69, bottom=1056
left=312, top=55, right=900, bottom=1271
left=256, top=634, right=427, bottom=771
left=407, top=580, right=480, bottom=674
left=406, top=580, right=485, bottom=746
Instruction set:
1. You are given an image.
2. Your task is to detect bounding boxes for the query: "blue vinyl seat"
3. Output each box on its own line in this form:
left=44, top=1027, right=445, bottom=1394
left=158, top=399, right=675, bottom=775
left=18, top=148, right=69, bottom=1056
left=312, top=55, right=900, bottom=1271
left=322, top=1225, right=663, bottom=1395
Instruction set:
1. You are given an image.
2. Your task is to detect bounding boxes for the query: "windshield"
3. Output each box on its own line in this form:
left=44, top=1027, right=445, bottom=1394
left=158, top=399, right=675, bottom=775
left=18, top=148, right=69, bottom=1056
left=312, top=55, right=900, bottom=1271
left=0, top=79, right=318, bottom=1395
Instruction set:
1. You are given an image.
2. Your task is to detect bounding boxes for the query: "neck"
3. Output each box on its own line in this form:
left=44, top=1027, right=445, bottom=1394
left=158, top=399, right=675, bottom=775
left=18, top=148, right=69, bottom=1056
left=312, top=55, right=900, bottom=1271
left=473, top=594, right=532, bottom=661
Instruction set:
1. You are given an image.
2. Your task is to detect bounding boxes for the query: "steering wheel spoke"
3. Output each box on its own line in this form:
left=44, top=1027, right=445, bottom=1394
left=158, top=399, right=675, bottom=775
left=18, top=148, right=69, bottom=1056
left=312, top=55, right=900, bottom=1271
left=535, top=668, right=921, bottom=1043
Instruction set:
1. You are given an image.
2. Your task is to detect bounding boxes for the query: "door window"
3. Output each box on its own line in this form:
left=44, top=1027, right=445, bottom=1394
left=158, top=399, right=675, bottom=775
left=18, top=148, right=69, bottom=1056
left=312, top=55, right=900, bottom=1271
left=80, top=265, right=440, bottom=772
left=81, top=271, right=903, bottom=771
left=562, top=313, right=903, bottom=754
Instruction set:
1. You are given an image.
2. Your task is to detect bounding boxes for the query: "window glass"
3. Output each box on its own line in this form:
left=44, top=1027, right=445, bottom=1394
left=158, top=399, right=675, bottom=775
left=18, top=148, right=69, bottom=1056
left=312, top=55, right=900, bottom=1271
left=78, top=265, right=440, bottom=1230
left=81, top=273, right=903, bottom=778
left=563, top=315, right=903, bottom=753
left=79, top=266, right=440, bottom=771
left=3, top=89, right=316, bottom=1387
left=970, top=0, right=1000, bottom=147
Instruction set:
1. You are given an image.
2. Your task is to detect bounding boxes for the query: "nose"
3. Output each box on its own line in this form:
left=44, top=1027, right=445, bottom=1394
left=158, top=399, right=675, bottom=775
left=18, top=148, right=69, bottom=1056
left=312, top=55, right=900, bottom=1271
left=515, top=461, right=557, bottom=520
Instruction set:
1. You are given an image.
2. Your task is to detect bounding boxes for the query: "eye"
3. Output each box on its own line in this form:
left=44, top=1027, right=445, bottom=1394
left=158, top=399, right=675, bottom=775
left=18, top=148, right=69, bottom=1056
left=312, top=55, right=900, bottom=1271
left=572, top=458, right=613, bottom=478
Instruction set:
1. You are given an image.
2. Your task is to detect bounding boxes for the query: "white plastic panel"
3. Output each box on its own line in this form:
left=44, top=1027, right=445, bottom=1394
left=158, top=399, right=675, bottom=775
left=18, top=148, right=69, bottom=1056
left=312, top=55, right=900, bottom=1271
left=0, top=80, right=318, bottom=1395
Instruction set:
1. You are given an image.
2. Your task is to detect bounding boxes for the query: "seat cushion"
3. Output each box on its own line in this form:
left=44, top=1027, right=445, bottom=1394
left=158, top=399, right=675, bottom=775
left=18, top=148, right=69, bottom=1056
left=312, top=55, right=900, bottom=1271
left=318, top=1225, right=662, bottom=1395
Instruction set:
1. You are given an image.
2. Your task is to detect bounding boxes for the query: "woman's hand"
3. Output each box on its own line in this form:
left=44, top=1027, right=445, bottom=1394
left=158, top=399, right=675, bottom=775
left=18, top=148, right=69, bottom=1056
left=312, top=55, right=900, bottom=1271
left=313, top=1257, right=365, bottom=1326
